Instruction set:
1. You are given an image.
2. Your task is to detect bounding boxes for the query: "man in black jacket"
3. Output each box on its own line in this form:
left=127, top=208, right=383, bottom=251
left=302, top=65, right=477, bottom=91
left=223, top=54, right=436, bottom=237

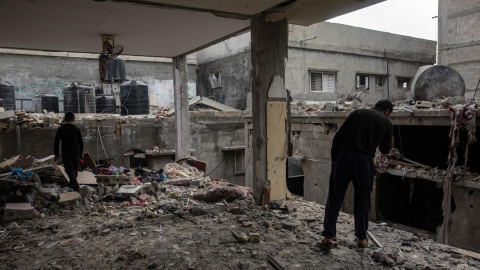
left=321, top=99, right=393, bottom=250
left=54, top=112, right=84, bottom=191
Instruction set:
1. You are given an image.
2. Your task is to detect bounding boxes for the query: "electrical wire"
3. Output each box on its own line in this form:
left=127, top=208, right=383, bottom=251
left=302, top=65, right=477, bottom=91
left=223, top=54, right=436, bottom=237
left=397, top=124, right=405, bottom=159
left=97, top=126, right=109, bottom=161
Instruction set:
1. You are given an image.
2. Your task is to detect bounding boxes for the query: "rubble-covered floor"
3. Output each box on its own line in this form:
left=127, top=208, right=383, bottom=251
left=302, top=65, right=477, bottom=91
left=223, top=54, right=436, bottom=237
left=1, top=194, right=479, bottom=270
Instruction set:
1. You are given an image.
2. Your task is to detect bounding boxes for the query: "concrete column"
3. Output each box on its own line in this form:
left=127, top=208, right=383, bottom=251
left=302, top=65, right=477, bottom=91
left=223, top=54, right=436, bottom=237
left=251, top=15, right=289, bottom=205
left=173, top=55, right=191, bottom=158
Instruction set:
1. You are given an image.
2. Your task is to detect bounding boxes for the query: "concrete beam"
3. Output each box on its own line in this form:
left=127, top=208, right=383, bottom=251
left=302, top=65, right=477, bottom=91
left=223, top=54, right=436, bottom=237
left=173, top=55, right=191, bottom=158
left=251, top=15, right=288, bottom=205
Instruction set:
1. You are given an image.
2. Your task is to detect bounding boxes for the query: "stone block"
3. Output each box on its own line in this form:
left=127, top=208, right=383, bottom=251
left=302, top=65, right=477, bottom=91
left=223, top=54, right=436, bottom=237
left=58, top=192, right=82, bottom=205
left=190, top=178, right=205, bottom=187
left=3, top=203, right=36, bottom=221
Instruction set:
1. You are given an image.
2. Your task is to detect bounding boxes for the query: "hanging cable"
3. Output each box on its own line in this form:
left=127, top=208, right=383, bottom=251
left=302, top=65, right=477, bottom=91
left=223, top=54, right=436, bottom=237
left=397, top=124, right=405, bottom=159
left=97, top=126, right=109, bottom=160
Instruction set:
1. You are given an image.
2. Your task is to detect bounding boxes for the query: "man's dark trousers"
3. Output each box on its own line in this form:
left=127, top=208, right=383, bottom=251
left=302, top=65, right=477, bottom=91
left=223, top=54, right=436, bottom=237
left=322, top=148, right=375, bottom=241
left=63, top=157, right=80, bottom=191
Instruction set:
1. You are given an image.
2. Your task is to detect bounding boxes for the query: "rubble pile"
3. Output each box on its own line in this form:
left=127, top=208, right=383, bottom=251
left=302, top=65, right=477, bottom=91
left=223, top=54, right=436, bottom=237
left=0, top=191, right=479, bottom=269
left=155, top=107, right=170, bottom=119
left=292, top=96, right=476, bottom=113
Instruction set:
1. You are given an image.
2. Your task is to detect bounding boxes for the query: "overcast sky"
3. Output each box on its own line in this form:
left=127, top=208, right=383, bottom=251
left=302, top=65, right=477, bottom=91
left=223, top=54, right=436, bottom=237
left=328, top=0, right=438, bottom=41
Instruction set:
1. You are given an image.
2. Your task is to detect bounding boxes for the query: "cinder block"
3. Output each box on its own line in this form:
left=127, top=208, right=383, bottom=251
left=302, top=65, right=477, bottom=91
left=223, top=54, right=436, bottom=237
left=302, top=124, right=313, bottom=132
left=291, top=123, right=302, bottom=131
left=3, top=203, right=36, bottom=221
left=312, top=124, right=325, bottom=133
left=190, top=178, right=205, bottom=187
left=59, top=192, right=82, bottom=205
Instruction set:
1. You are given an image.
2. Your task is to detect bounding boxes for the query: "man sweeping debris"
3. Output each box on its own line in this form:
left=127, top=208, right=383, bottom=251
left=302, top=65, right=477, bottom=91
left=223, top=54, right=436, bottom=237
left=54, top=111, right=84, bottom=191
left=320, top=99, right=393, bottom=250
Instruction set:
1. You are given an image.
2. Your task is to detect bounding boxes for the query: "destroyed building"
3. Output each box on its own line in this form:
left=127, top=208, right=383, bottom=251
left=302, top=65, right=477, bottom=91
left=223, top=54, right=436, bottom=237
left=197, top=22, right=437, bottom=108
left=1, top=0, right=480, bottom=269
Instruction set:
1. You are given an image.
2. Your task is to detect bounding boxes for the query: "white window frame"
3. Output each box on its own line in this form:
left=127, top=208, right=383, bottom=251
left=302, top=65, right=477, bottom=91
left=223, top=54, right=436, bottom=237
left=309, top=71, right=336, bottom=92
left=375, top=75, right=385, bottom=86
left=356, top=74, right=370, bottom=90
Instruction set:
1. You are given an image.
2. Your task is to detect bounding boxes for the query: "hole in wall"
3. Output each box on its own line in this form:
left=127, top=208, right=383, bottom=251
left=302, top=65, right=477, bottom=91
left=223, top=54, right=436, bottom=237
left=377, top=175, right=443, bottom=233
left=287, top=157, right=304, bottom=196
left=469, top=190, right=474, bottom=196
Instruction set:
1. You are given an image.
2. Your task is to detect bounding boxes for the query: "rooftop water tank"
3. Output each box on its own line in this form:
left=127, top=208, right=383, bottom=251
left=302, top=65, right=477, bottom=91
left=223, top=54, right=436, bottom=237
left=63, top=82, right=96, bottom=113
left=106, top=57, right=126, bottom=83
left=0, top=79, right=16, bottom=111
left=32, top=94, right=59, bottom=113
left=412, top=65, right=466, bottom=101
left=95, top=95, right=117, bottom=114
left=120, top=80, right=149, bottom=115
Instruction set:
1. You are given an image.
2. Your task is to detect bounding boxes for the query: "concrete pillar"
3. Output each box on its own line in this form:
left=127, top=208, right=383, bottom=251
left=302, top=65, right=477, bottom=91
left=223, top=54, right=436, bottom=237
left=251, top=15, right=289, bottom=205
left=173, top=55, right=191, bottom=158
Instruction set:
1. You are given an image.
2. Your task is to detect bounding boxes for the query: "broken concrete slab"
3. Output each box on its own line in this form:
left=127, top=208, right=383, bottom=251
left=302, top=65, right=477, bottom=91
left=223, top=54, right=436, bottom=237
left=117, top=185, right=143, bottom=197
left=0, top=110, right=15, bottom=120
left=3, top=203, right=37, bottom=221
left=190, top=178, right=204, bottom=187
left=167, top=96, right=240, bottom=116
left=57, top=166, right=96, bottom=185
left=0, top=155, right=20, bottom=173
left=58, top=192, right=82, bottom=205
left=96, top=175, right=132, bottom=186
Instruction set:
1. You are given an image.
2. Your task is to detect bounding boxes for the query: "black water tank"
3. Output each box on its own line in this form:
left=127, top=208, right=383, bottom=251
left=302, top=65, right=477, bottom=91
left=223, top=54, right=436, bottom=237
left=413, top=65, right=466, bottom=101
left=0, top=98, right=3, bottom=108
left=32, top=94, right=59, bottom=113
left=63, top=82, right=96, bottom=113
left=107, top=58, right=126, bottom=82
left=95, top=95, right=117, bottom=114
left=120, top=80, right=149, bottom=115
left=0, top=80, right=16, bottom=111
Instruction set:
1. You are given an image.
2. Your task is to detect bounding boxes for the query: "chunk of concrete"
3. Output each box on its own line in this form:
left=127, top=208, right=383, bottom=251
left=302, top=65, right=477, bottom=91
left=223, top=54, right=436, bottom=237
left=117, top=185, right=143, bottom=197
left=3, top=203, right=36, bottom=221
left=248, top=233, right=261, bottom=243
left=58, top=192, right=82, bottom=205
left=190, top=178, right=205, bottom=187
left=79, top=186, right=97, bottom=199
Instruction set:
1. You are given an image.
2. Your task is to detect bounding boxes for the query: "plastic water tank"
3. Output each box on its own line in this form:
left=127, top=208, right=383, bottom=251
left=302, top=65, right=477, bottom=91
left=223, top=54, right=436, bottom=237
left=0, top=98, right=3, bottom=108
left=120, top=80, right=149, bottom=115
left=0, top=79, right=16, bottom=111
left=412, top=65, right=466, bottom=101
left=63, top=82, right=96, bottom=113
left=106, top=57, right=126, bottom=82
left=32, top=94, right=59, bottom=113
left=95, top=95, right=117, bottom=114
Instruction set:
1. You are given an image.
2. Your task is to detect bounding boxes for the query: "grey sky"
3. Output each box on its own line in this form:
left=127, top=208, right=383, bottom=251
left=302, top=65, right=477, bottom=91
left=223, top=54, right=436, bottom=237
left=328, top=0, right=438, bottom=41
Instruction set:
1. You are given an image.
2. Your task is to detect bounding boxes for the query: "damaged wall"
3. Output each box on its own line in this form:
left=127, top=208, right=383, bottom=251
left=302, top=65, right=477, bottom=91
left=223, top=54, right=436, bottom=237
left=0, top=50, right=197, bottom=111
left=197, top=22, right=436, bottom=106
left=0, top=111, right=245, bottom=185
left=196, top=32, right=251, bottom=110
left=438, top=0, right=480, bottom=99
left=289, top=111, right=480, bottom=253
